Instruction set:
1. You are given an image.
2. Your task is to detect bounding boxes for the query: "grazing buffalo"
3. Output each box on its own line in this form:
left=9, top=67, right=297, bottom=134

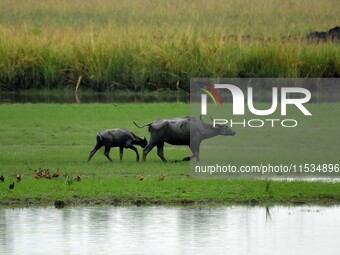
left=307, top=26, right=340, bottom=41
left=329, top=26, right=340, bottom=40
left=87, top=128, right=148, bottom=162
left=134, top=116, right=235, bottom=162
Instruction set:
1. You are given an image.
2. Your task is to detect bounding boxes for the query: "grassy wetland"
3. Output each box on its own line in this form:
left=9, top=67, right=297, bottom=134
left=1, top=103, right=340, bottom=206
left=0, top=0, right=340, bottom=91
left=1, top=0, right=340, bottom=206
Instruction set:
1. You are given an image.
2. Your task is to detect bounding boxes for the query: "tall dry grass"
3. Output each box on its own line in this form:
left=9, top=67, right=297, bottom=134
left=0, top=0, right=339, bottom=91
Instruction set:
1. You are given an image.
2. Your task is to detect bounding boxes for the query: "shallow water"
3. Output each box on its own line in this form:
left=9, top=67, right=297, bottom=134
left=1, top=83, right=340, bottom=104
left=1, top=205, right=340, bottom=255
left=0, top=91, right=189, bottom=104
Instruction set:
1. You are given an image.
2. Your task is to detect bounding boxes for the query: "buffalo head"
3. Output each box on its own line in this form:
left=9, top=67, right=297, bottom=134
left=214, top=124, right=236, bottom=136
left=140, top=137, right=148, bottom=148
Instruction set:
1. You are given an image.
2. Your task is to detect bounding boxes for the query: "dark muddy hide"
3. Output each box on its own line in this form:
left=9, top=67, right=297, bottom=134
left=134, top=116, right=235, bottom=162
left=88, top=128, right=147, bottom=162
left=307, top=26, right=340, bottom=42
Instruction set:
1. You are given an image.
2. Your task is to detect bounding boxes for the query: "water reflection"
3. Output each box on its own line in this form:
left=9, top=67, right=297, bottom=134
left=0, top=206, right=340, bottom=255
left=0, top=91, right=189, bottom=104
left=1, top=84, right=340, bottom=104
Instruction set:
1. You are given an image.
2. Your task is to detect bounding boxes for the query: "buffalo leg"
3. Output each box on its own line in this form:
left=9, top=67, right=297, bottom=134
left=88, top=141, right=104, bottom=161
left=128, top=145, right=140, bottom=161
left=181, top=144, right=200, bottom=161
left=192, top=153, right=199, bottom=161
left=104, top=146, right=113, bottom=161
left=119, top=147, right=124, bottom=160
left=181, top=156, right=191, bottom=161
left=142, top=143, right=156, bottom=161
left=181, top=154, right=198, bottom=161
left=191, top=147, right=200, bottom=161
left=157, top=143, right=167, bottom=162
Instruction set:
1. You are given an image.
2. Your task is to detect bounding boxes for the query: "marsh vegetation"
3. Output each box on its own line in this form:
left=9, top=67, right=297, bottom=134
left=0, top=103, right=340, bottom=205
left=0, top=0, right=340, bottom=92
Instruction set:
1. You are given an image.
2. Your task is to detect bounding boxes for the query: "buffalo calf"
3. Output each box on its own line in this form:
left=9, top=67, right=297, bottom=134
left=88, top=128, right=147, bottom=162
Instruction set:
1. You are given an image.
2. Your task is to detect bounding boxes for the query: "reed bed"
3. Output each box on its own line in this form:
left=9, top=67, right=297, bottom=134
left=0, top=0, right=340, bottom=91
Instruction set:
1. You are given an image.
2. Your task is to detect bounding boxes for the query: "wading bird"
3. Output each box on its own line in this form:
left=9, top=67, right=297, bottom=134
left=34, top=170, right=40, bottom=179
left=38, top=168, right=43, bottom=177
left=53, top=169, right=60, bottom=178
left=45, top=170, right=52, bottom=179
left=16, top=173, right=21, bottom=182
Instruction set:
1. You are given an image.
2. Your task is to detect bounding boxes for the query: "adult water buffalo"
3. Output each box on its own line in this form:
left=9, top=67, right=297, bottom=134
left=134, top=116, right=235, bottom=162
left=307, top=26, right=340, bottom=41
left=87, top=128, right=147, bottom=162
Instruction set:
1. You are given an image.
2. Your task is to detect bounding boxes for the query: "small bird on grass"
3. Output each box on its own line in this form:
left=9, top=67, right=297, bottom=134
left=75, top=175, right=83, bottom=182
left=138, top=175, right=145, bottom=181
left=45, top=169, right=52, bottom=179
left=9, top=182, right=14, bottom=190
left=159, top=174, right=165, bottom=181
left=37, top=168, right=43, bottom=177
left=0, top=175, right=4, bottom=182
left=52, top=169, right=60, bottom=178
left=16, top=173, right=21, bottom=182
left=34, top=170, right=40, bottom=179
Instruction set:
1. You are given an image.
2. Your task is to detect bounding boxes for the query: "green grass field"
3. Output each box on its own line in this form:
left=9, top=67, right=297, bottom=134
left=1, top=103, right=340, bottom=206
left=1, top=1, right=339, bottom=207
left=0, top=0, right=340, bottom=91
